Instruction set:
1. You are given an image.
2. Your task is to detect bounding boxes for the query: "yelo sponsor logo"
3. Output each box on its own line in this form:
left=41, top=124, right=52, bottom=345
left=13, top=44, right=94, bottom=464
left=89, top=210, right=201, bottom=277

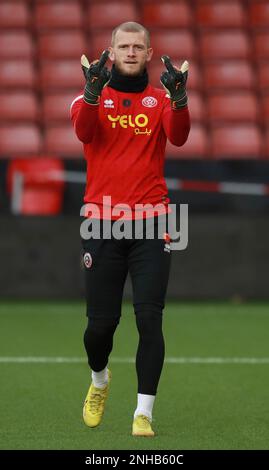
left=108, top=114, right=151, bottom=135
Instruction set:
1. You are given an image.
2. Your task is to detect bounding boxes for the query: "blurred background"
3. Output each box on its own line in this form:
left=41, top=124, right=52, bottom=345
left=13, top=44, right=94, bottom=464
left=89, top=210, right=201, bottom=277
left=0, top=0, right=269, bottom=300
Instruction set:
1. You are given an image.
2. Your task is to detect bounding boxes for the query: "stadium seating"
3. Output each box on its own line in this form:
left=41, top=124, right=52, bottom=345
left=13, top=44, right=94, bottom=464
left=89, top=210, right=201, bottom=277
left=253, top=33, right=269, bottom=60
left=0, top=125, right=42, bottom=155
left=207, top=93, right=259, bottom=124
left=42, top=93, right=77, bottom=123
left=44, top=125, right=83, bottom=158
left=0, top=0, right=267, bottom=164
left=34, top=1, right=83, bottom=30
left=141, top=1, right=192, bottom=28
left=0, top=1, right=30, bottom=28
left=248, top=2, right=269, bottom=29
left=86, top=1, right=139, bottom=30
left=165, top=125, right=209, bottom=159
left=0, top=60, right=35, bottom=89
left=258, top=63, right=269, bottom=91
left=151, top=31, right=196, bottom=60
left=6, top=158, right=65, bottom=215
left=200, top=31, right=250, bottom=60
left=262, top=95, right=269, bottom=123
left=203, top=61, right=254, bottom=91
left=211, top=125, right=263, bottom=159
left=265, top=128, right=269, bottom=158
left=188, top=91, right=205, bottom=122
left=195, top=1, right=246, bottom=28
left=88, top=31, right=113, bottom=60
left=0, top=32, right=34, bottom=59
left=0, top=92, right=39, bottom=122
left=38, top=32, right=87, bottom=59
left=39, top=60, right=84, bottom=90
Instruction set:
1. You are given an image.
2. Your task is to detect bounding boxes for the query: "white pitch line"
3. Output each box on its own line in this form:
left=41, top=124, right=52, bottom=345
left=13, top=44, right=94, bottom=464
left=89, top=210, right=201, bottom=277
left=0, top=357, right=269, bottom=364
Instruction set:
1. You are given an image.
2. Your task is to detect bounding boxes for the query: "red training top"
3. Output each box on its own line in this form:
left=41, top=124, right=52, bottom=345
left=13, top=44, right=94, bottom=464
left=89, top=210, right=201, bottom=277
left=70, top=84, right=190, bottom=219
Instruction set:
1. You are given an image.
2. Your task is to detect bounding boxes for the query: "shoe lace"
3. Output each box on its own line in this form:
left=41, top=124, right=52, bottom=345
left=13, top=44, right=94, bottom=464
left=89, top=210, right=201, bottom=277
left=138, top=415, right=151, bottom=428
left=87, top=389, right=106, bottom=415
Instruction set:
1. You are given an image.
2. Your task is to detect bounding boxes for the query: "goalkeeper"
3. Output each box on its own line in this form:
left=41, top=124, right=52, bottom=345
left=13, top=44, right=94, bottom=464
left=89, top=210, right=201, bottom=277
left=70, top=22, right=190, bottom=437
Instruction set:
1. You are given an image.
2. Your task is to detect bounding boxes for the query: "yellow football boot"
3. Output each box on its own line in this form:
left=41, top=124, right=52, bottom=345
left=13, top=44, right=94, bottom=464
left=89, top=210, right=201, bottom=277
left=83, top=370, right=111, bottom=427
left=132, top=415, right=155, bottom=437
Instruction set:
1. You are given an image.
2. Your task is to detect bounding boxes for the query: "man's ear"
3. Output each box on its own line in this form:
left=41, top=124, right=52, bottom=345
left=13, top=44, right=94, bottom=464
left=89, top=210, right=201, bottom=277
left=108, top=47, right=114, bottom=62
left=146, top=48, right=153, bottom=63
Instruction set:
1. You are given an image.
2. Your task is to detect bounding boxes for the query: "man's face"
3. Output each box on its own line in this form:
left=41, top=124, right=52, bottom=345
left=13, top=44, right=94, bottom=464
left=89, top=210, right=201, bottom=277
left=109, top=30, right=153, bottom=77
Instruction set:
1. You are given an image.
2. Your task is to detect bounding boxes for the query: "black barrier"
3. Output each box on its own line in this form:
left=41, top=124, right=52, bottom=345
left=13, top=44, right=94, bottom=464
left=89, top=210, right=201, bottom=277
left=0, top=214, right=269, bottom=299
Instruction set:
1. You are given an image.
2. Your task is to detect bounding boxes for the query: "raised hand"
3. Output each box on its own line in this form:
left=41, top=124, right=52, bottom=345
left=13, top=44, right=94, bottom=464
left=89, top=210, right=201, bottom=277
left=81, top=50, right=111, bottom=105
left=160, top=55, right=189, bottom=109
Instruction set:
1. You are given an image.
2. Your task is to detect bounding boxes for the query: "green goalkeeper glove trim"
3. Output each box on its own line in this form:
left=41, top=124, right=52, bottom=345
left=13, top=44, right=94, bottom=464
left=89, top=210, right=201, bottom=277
left=81, top=50, right=111, bottom=105
left=160, top=56, right=189, bottom=109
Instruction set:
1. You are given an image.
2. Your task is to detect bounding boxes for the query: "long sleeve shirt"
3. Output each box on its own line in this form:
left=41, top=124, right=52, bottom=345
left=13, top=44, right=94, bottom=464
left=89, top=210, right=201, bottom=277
left=70, top=84, right=190, bottom=219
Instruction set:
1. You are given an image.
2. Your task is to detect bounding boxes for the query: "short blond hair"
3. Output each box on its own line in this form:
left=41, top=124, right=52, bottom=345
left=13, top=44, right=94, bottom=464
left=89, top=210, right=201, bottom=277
left=111, top=22, right=150, bottom=47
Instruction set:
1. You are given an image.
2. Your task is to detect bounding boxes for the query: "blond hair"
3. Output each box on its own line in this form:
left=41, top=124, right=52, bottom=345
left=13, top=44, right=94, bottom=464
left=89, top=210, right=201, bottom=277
left=111, top=22, right=150, bottom=47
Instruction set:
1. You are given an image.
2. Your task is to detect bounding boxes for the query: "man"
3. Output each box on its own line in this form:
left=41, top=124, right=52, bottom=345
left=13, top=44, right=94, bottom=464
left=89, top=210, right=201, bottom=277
left=70, top=22, right=190, bottom=437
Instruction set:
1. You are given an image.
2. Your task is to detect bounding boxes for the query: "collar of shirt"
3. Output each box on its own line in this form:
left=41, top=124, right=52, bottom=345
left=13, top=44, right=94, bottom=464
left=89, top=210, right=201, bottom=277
left=108, top=65, right=149, bottom=93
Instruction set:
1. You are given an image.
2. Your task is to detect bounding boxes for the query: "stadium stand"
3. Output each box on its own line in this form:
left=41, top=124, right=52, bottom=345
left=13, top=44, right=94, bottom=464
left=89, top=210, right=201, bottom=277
left=195, top=1, right=246, bottom=28
left=0, top=0, right=267, bottom=165
left=0, top=31, right=34, bottom=59
left=43, top=125, right=83, bottom=158
left=0, top=60, right=35, bottom=89
left=165, top=124, right=209, bottom=159
left=211, top=125, right=263, bottom=159
left=38, top=32, right=87, bottom=59
left=86, top=1, right=139, bottom=30
left=0, top=125, right=42, bottom=155
left=6, top=158, right=65, bottom=215
left=0, top=92, right=39, bottom=122
left=0, top=1, right=30, bottom=29
left=141, top=1, right=193, bottom=28
left=207, top=92, right=259, bottom=123
left=34, top=1, right=83, bottom=30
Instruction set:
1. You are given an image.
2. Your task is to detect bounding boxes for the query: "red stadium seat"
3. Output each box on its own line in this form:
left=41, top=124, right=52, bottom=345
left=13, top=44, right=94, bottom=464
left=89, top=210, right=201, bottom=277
left=7, top=158, right=65, bottom=215
left=254, top=33, right=269, bottom=60
left=38, top=32, right=87, bottom=59
left=249, top=2, right=269, bottom=29
left=196, top=1, right=246, bottom=28
left=188, top=91, right=205, bottom=122
left=39, top=61, right=84, bottom=91
left=88, top=31, right=113, bottom=61
left=0, top=60, right=35, bottom=89
left=42, top=92, right=77, bottom=123
left=0, top=32, right=34, bottom=59
left=262, top=94, right=269, bottom=123
left=165, top=125, right=209, bottom=159
left=151, top=31, right=196, bottom=60
left=148, top=60, right=200, bottom=90
left=258, top=63, right=269, bottom=91
left=265, top=128, right=269, bottom=158
left=34, top=1, right=83, bottom=30
left=44, top=125, right=83, bottom=158
left=200, top=32, right=250, bottom=60
left=86, top=1, right=139, bottom=30
left=0, top=1, right=30, bottom=28
left=0, top=92, right=39, bottom=122
left=207, top=93, right=259, bottom=123
left=211, top=125, right=263, bottom=159
left=141, top=1, right=192, bottom=28
left=0, top=125, right=42, bottom=156
left=203, top=61, right=254, bottom=91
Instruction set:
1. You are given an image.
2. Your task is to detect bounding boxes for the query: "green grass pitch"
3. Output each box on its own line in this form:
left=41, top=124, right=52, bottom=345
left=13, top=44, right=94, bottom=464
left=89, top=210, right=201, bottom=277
left=0, top=301, right=269, bottom=450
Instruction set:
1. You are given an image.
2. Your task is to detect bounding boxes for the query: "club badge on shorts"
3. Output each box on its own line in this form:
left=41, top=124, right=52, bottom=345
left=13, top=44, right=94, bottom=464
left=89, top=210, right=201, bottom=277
left=163, top=233, right=171, bottom=253
left=83, top=252, right=93, bottom=269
